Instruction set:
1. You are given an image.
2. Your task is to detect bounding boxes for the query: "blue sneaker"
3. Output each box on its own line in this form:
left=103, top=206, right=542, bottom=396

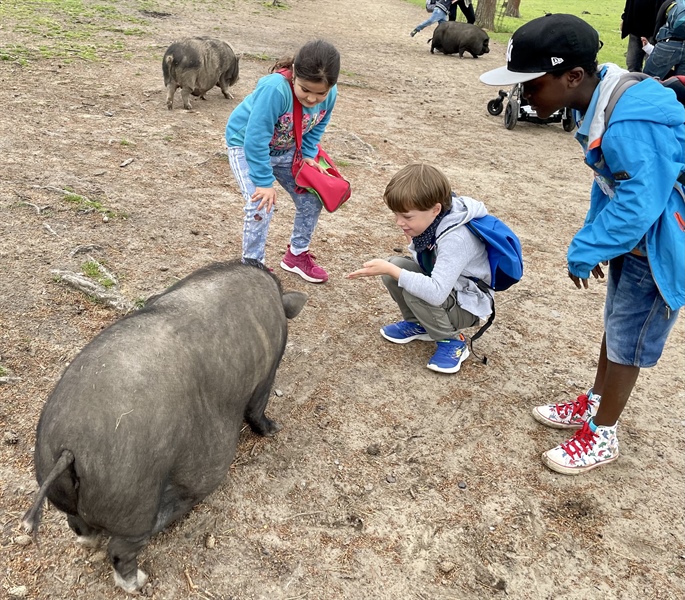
left=427, top=336, right=470, bottom=373
left=380, top=321, right=432, bottom=344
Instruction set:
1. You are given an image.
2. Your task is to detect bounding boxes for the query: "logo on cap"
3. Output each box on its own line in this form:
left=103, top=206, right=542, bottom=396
left=551, top=57, right=564, bottom=66
left=506, top=39, right=513, bottom=62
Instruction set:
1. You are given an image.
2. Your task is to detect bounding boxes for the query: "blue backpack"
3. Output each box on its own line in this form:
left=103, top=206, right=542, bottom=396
left=464, top=215, right=524, bottom=291
left=436, top=213, right=524, bottom=363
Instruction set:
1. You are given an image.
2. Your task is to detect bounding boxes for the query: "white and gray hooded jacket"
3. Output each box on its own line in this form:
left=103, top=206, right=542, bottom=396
left=398, top=195, right=493, bottom=318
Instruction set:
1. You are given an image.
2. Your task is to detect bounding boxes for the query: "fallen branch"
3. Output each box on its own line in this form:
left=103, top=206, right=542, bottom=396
left=19, top=200, right=50, bottom=214
left=43, top=223, right=59, bottom=236
left=51, top=269, right=133, bottom=312
left=70, top=244, right=104, bottom=257
left=31, top=185, right=71, bottom=195
left=0, top=377, right=22, bottom=385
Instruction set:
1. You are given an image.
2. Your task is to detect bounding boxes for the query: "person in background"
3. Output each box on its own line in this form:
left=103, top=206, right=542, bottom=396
left=621, top=0, right=667, bottom=71
left=411, top=0, right=457, bottom=37
left=449, top=0, right=476, bottom=24
left=643, top=0, right=685, bottom=79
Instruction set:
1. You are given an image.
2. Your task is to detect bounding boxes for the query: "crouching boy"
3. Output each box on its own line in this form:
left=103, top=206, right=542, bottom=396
left=347, top=163, right=493, bottom=374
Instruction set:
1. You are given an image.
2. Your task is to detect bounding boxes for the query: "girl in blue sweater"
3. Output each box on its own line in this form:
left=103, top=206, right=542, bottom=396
left=226, top=40, right=339, bottom=283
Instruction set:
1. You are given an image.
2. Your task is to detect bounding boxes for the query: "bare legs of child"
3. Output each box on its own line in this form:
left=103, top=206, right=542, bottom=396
left=590, top=335, right=640, bottom=427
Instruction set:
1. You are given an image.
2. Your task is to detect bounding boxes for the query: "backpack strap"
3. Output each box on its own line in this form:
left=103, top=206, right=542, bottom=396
left=467, top=287, right=494, bottom=366
left=604, top=72, right=650, bottom=128
left=436, top=220, right=494, bottom=365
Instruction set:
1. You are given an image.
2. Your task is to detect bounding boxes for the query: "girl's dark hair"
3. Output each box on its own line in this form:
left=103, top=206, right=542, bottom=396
left=271, top=40, right=340, bottom=86
left=384, top=163, right=453, bottom=213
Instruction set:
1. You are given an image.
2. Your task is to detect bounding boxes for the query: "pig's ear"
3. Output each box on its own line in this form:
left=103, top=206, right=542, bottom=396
left=282, top=291, right=307, bottom=319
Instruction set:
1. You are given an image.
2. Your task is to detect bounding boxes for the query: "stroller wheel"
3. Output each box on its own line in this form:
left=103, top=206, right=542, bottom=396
left=487, top=98, right=504, bottom=116
left=562, top=111, right=576, bottom=132
left=504, top=99, right=518, bottom=130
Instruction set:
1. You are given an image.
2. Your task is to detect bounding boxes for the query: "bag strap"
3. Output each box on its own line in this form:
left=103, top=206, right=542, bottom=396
left=276, top=69, right=304, bottom=153
left=604, top=72, right=650, bottom=128
left=467, top=300, right=494, bottom=366
left=434, top=219, right=494, bottom=365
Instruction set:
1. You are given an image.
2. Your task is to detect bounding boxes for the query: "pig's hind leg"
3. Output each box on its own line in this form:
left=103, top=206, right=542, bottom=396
left=245, top=376, right=281, bottom=436
left=68, top=514, right=101, bottom=548
left=166, top=83, right=178, bottom=110
left=218, top=79, right=235, bottom=100
left=180, top=86, right=193, bottom=110
left=108, top=534, right=150, bottom=593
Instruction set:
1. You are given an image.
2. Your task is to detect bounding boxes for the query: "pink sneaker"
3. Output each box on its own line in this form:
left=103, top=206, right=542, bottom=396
left=280, top=246, right=328, bottom=283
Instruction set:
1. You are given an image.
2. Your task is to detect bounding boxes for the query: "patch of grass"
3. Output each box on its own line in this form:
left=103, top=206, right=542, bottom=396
left=81, top=260, right=115, bottom=289
left=0, top=44, right=32, bottom=65
left=120, top=139, right=135, bottom=146
left=0, top=0, right=154, bottom=63
left=336, top=159, right=351, bottom=167
left=243, top=51, right=276, bottom=62
left=0, top=365, right=8, bottom=377
left=264, top=0, right=289, bottom=10
left=405, top=0, right=627, bottom=67
left=62, top=190, right=117, bottom=218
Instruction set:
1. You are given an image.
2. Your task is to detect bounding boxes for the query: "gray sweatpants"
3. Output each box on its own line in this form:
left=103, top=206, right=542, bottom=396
left=381, top=256, right=479, bottom=341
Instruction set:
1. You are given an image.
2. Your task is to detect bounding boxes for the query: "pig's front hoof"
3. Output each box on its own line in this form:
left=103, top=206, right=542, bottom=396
left=264, top=419, right=282, bottom=437
left=250, top=416, right=282, bottom=437
left=113, top=568, right=148, bottom=594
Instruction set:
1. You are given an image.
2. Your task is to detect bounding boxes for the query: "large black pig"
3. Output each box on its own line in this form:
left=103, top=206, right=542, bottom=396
left=163, top=36, right=239, bottom=110
left=429, top=22, right=490, bottom=58
left=22, top=260, right=306, bottom=593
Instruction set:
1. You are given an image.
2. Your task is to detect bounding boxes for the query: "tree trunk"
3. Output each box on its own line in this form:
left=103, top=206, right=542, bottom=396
left=475, top=0, right=498, bottom=31
left=504, top=0, right=521, bottom=18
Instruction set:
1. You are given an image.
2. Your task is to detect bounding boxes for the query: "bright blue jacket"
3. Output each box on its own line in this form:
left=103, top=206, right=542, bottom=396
left=570, top=71, right=685, bottom=310
left=225, top=73, right=337, bottom=187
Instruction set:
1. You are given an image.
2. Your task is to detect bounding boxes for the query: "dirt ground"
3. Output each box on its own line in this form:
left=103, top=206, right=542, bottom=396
left=1, top=0, right=684, bottom=599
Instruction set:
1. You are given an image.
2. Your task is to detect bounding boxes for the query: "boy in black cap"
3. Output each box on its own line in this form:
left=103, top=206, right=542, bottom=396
left=480, top=14, right=685, bottom=475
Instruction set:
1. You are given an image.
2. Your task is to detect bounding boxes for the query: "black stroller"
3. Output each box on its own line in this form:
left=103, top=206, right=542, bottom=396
left=487, top=82, right=576, bottom=131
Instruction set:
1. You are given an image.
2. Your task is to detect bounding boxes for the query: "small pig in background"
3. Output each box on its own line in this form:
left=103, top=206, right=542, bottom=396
left=22, top=260, right=307, bottom=593
left=429, top=21, right=490, bottom=58
left=163, top=36, right=240, bottom=110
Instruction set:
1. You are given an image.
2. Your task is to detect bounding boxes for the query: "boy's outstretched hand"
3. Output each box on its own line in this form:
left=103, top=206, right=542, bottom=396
left=568, top=263, right=605, bottom=289
left=346, top=259, right=401, bottom=281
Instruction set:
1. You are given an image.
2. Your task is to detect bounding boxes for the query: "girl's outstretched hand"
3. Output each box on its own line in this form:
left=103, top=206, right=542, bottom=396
left=252, top=187, right=277, bottom=212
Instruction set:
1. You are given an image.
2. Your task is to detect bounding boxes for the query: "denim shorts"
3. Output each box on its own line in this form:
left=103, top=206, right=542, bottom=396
left=604, top=253, right=680, bottom=367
